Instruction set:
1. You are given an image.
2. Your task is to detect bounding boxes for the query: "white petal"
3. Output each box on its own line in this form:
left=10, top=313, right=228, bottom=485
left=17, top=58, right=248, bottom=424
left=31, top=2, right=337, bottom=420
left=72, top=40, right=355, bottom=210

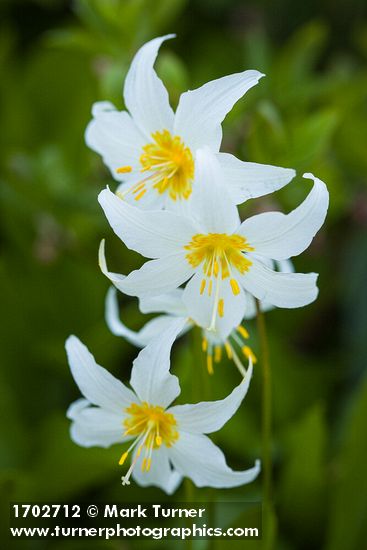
left=65, top=336, right=136, bottom=412
left=67, top=397, right=90, bottom=418
left=99, top=240, right=192, bottom=298
left=98, top=188, right=197, bottom=259
left=98, top=239, right=129, bottom=293
left=105, top=287, right=142, bottom=344
left=217, top=152, right=296, bottom=204
left=182, top=272, right=246, bottom=339
left=174, top=70, right=264, bottom=151
left=164, top=193, right=194, bottom=216
left=241, top=290, right=258, bottom=319
left=123, top=35, right=175, bottom=137
left=239, top=258, right=319, bottom=308
left=85, top=102, right=145, bottom=181
left=132, top=446, right=182, bottom=494
left=238, top=173, right=329, bottom=260
left=67, top=399, right=126, bottom=448
left=130, top=318, right=186, bottom=408
left=105, top=287, right=181, bottom=347
left=169, top=361, right=253, bottom=433
left=112, top=254, right=193, bottom=298
left=169, top=432, right=260, bottom=488
left=242, top=259, right=294, bottom=318
left=189, top=148, right=240, bottom=233
left=137, top=316, right=189, bottom=344
left=275, top=258, right=295, bottom=273
left=139, top=288, right=187, bottom=316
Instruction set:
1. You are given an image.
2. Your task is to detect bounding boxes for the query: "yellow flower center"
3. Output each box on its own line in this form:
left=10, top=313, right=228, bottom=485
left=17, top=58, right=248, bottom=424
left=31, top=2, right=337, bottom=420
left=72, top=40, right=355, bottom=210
left=116, top=130, right=194, bottom=202
left=185, top=233, right=254, bottom=279
left=119, top=402, right=178, bottom=485
left=140, top=130, right=194, bottom=200
left=185, top=233, right=254, bottom=331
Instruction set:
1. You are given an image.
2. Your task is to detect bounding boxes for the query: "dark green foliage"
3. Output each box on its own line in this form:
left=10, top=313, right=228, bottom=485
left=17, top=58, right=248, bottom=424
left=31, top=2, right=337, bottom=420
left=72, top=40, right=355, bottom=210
left=1, top=1, right=366, bottom=548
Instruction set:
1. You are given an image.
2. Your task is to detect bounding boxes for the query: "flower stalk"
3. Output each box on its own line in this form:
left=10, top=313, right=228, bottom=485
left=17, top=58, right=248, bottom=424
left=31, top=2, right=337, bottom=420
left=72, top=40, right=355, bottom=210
left=255, top=299, right=274, bottom=546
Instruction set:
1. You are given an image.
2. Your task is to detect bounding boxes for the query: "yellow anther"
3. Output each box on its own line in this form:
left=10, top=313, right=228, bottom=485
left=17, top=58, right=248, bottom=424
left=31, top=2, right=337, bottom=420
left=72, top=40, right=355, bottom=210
left=200, top=279, right=206, bottom=295
left=237, top=325, right=249, bottom=339
left=116, top=166, right=132, bottom=174
left=202, top=337, right=208, bottom=352
left=208, top=280, right=213, bottom=296
left=218, top=299, right=224, bottom=317
left=230, top=278, right=241, bottom=295
left=134, top=189, right=147, bottom=201
left=224, top=341, right=233, bottom=359
left=142, top=458, right=147, bottom=471
left=207, top=354, right=214, bottom=375
left=132, top=182, right=146, bottom=194
left=242, top=346, right=257, bottom=364
left=145, top=458, right=152, bottom=472
left=156, top=177, right=169, bottom=194
left=214, top=346, right=222, bottom=363
left=155, top=435, right=162, bottom=446
left=214, top=260, right=219, bottom=277
left=119, top=451, right=128, bottom=465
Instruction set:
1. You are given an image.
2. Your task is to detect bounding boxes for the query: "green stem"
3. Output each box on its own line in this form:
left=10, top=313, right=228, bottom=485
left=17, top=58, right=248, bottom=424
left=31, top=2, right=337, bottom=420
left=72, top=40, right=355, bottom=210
left=255, top=299, right=274, bottom=547
left=184, top=479, right=194, bottom=550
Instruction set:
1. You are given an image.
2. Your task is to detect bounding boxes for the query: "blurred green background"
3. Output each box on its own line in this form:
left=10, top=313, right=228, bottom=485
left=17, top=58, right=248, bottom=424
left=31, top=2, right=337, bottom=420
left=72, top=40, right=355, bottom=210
left=1, top=0, right=367, bottom=549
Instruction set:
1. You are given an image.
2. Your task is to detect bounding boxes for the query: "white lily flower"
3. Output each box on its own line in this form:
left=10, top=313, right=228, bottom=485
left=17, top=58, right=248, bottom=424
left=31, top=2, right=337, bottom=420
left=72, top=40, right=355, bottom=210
left=98, top=148, right=328, bottom=336
left=65, top=319, right=260, bottom=494
left=104, top=265, right=293, bottom=377
left=105, top=286, right=255, bottom=376
left=86, top=35, right=295, bottom=211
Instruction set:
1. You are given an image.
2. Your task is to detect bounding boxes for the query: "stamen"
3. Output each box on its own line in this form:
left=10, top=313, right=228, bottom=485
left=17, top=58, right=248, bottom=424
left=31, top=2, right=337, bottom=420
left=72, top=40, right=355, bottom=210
left=121, top=442, right=144, bottom=485
left=138, top=130, right=194, bottom=201
left=230, top=278, right=241, bottom=295
left=118, top=451, right=128, bottom=465
left=202, top=337, right=208, bottom=352
left=200, top=279, right=206, bottom=295
left=124, top=417, right=149, bottom=435
left=134, top=189, right=147, bottom=201
left=231, top=346, right=247, bottom=377
left=120, top=402, right=179, bottom=486
left=116, top=166, right=132, bottom=174
left=208, top=280, right=213, bottom=296
left=207, top=354, right=214, bottom=375
left=237, top=325, right=249, bottom=339
left=213, top=260, right=219, bottom=277
left=224, top=341, right=233, bottom=359
left=132, top=182, right=146, bottom=194
left=155, top=425, right=162, bottom=447
left=218, top=299, right=224, bottom=317
left=214, top=346, right=222, bottom=363
left=242, top=346, right=257, bottom=364
left=143, top=434, right=154, bottom=472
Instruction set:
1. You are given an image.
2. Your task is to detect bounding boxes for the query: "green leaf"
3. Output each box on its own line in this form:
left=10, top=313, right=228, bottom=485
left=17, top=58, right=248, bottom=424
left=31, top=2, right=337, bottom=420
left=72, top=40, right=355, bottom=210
left=278, top=404, right=328, bottom=541
left=325, top=374, right=367, bottom=550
